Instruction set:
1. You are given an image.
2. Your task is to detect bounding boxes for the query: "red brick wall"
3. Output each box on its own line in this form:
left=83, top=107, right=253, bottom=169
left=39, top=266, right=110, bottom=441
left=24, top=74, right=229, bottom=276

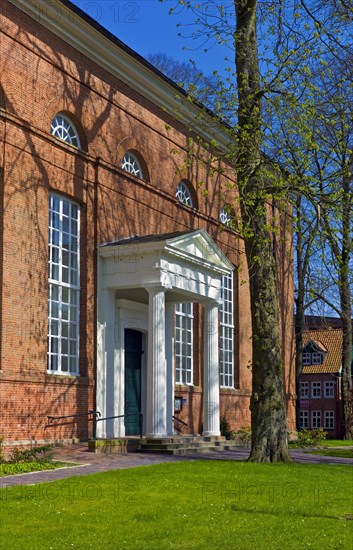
left=300, top=373, right=342, bottom=438
left=0, top=1, right=295, bottom=445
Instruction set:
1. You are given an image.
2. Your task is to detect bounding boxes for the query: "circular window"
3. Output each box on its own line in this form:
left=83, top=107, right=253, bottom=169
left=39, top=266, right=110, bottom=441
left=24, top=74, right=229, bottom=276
left=220, top=206, right=232, bottom=226
left=176, top=181, right=193, bottom=207
left=122, top=151, right=143, bottom=178
left=50, top=113, right=80, bottom=148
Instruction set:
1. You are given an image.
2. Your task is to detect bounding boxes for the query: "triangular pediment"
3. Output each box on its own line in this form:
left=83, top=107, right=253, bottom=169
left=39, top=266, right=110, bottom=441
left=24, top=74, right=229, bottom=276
left=302, top=339, right=327, bottom=353
left=165, top=230, right=234, bottom=272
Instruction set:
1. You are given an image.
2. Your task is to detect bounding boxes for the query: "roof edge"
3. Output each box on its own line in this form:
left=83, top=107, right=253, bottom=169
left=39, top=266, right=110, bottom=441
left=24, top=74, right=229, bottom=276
left=9, top=0, right=232, bottom=151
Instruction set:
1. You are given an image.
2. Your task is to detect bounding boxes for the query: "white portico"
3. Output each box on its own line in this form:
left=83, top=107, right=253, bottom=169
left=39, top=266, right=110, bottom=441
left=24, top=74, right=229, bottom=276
left=96, top=230, right=233, bottom=439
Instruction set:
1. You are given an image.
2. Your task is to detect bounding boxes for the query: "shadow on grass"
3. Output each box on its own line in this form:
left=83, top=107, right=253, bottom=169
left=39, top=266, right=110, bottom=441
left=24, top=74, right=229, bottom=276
left=230, top=505, right=342, bottom=521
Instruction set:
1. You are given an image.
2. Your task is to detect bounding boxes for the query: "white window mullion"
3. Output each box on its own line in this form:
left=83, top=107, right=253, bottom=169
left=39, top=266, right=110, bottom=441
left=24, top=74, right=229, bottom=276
left=175, top=303, right=193, bottom=385
left=48, top=194, right=80, bottom=376
left=220, top=273, right=234, bottom=388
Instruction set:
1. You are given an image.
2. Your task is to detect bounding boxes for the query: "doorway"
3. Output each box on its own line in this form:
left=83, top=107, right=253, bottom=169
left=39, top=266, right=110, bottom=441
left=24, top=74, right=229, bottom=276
left=124, top=329, right=143, bottom=435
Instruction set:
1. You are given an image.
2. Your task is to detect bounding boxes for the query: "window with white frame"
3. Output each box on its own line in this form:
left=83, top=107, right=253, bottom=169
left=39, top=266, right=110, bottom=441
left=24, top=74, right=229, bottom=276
left=311, top=411, right=321, bottom=428
left=175, top=303, right=193, bottom=385
left=176, top=181, right=193, bottom=207
left=220, top=273, right=234, bottom=388
left=300, top=381, right=309, bottom=398
left=311, top=382, right=321, bottom=398
left=220, top=206, right=232, bottom=226
left=300, top=411, right=309, bottom=429
left=324, top=411, right=335, bottom=430
left=302, top=352, right=311, bottom=365
left=121, top=151, right=143, bottom=178
left=48, top=194, right=80, bottom=375
left=324, top=381, right=335, bottom=398
left=311, top=352, right=324, bottom=365
left=50, top=113, right=80, bottom=148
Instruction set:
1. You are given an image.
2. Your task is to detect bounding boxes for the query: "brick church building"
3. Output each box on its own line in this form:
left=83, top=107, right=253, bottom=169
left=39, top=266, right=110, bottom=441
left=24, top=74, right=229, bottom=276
left=0, top=0, right=295, bottom=448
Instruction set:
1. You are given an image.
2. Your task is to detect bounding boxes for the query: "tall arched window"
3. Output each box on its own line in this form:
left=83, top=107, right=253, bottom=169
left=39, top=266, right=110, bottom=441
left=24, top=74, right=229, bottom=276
left=176, top=181, right=193, bottom=207
left=51, top=113, right=81, bottom=148
left=48, top=194, right=80, bottom=375
left=122, top=151, right=143, bottom=178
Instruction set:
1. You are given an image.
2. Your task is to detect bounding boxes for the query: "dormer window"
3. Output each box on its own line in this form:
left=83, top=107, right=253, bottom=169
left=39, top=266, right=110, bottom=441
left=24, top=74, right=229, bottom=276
left=302, top=341, right=326, bottom=366
left=51, top=113, right=80, bottom=148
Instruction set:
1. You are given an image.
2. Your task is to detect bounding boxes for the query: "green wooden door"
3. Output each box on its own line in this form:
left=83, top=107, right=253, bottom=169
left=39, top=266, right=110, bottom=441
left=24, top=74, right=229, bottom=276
left=124, top=329, right=142, bottom=435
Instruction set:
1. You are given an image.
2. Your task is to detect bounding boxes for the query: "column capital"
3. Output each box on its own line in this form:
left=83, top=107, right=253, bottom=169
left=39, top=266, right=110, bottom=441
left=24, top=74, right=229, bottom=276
left=144, top=285, right=168, bottom=296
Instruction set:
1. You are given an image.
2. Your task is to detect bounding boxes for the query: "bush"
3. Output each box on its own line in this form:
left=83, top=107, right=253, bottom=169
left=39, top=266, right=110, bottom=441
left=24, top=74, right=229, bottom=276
left=0, top=436, right=4, bottom=463
left=220, top=416, right=234, bottom=440
left=293, top=428, right=327, bottom=448
left=9, top=445, right=53, bottom=464
left=235, top=426, right=252, bottom=445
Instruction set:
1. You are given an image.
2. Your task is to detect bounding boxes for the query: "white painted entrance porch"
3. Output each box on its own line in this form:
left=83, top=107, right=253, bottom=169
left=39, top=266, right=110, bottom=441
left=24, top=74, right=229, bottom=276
left=96, top=230, right=233, bottom=440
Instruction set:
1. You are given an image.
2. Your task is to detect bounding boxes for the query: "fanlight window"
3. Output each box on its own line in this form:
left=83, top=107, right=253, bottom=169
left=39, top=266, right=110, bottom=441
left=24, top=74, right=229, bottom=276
left=220, top=206, right=232, bottom=226
left=122, top=151, right=143, bottom=178
left=176, top=181, right=193, bottom=207
left=51, top=113, right=80, bottom=148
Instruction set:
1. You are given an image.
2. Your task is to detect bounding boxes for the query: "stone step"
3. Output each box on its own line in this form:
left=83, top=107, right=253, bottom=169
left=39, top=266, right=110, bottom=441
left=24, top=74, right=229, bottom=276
left=138, top=443, right=242, bottom=455
left=142, top=435, right=225, bottom=445
left=138, top=437, right=244, bottom=455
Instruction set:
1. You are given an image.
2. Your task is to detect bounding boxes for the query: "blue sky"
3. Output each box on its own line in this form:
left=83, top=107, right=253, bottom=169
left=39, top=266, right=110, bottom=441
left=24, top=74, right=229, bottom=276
left=76, top=0, right=231, bottom=76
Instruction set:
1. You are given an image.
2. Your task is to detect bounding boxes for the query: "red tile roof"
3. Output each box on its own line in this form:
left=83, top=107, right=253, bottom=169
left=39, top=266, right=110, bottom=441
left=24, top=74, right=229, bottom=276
left=302, top=329, right=342, bottom=374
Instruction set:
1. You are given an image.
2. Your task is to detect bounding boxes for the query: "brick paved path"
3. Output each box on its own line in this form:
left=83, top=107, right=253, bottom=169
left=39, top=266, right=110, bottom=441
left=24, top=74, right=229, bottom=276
left=1, top=444, right=351, bottom=489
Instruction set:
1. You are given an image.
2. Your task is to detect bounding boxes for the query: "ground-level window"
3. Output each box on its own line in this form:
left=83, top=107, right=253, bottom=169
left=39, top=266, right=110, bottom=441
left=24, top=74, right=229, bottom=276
left=324, top=381, right=335, bottom=398
left=300, top=381, right=309, bottom=398
left=175, top=303, right=193, bottom=385
left=324, top=411, right=335, bottom=430
left=220, top=273, right=234, bottom=388
left=300, top=410, right=309, bottom=429
left=48, top=194, right=80, bottom=375
left=311, top=411, right=321, bottom=429
left=311, top=382, right=321, bottom=398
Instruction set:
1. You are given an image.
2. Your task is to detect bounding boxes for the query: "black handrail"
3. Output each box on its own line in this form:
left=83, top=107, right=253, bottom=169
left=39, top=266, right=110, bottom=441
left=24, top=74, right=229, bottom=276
left=172, top=415, right=188, bottom=427
left=96, top=412, right=143, bottom=439
left=47, top=410, right=101, bottom=425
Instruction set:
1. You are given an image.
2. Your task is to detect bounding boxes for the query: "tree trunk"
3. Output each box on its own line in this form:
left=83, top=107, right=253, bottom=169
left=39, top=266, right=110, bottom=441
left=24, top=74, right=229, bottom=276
left=235, top=0, right=291, bottom=462
left=339, top=179, right=353, bottom=439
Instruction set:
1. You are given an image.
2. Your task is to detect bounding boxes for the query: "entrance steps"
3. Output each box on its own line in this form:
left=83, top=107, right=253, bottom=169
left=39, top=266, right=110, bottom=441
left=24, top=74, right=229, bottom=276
left=138, top=435, right=242, bottom=455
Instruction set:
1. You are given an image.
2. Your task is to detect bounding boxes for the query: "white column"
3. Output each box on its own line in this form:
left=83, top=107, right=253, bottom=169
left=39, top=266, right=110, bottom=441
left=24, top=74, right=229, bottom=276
left=96, top=287, right=115, bottom=439
left=203, top=302, right=221, bottom=436
left=114, top=304, right=125, bottom=438
left=166, top=302, right=175, bottom=435
left=146, top=287, right=167, bottom=438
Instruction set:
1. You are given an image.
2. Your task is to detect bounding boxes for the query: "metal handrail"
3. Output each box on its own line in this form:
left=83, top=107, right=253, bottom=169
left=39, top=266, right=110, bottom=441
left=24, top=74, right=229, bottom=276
left=47, top=410, right=101, bottom=425
left=96, top=412, right=143, bottom=439
left=172, top=415, right=188, bottom=427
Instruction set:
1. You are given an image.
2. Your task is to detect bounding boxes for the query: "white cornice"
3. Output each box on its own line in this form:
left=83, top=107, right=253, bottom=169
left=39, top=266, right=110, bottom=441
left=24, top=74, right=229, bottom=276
left=8, top=0, right=231, bottom=150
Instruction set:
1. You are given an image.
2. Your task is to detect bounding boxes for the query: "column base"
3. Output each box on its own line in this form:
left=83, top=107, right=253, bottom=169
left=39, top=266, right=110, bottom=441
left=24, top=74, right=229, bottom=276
left=202, top=430, right=221, bottom=437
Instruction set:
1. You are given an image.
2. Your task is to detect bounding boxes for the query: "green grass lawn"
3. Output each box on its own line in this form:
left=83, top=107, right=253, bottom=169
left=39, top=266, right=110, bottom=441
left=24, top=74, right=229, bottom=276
left=0, top=461, right=68, bottom=477
left=1, top=461, right=353, bottom=549
left=322, top=440, right=353, bottom=448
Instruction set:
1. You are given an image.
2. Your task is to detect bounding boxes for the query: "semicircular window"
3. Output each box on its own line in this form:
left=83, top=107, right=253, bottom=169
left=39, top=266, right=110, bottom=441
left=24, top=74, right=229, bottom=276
left=220, top=206, right=232, bottom=226
left=122, top=151, right=143, bottom=178
left=176, top=181, right=193, bottom=207
left=51, top=113, right=81, bottom=148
